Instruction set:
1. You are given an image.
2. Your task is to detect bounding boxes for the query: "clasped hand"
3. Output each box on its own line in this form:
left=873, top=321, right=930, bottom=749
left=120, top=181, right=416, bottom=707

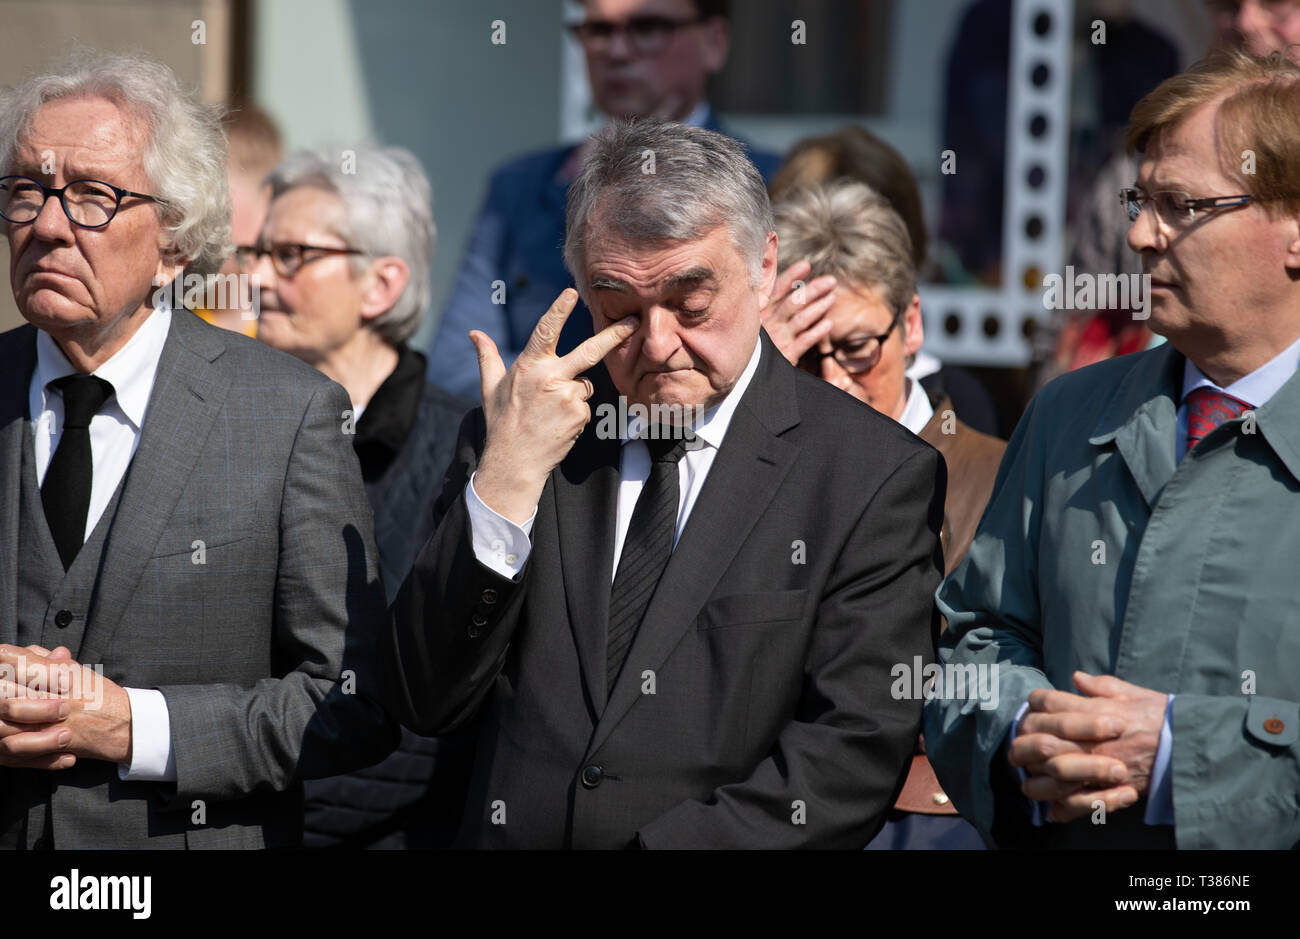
left=1008, top=671, right=1168, bottom=822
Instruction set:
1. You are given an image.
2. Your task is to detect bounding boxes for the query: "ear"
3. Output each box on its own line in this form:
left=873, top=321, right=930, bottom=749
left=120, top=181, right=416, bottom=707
left=1284, top=208, right=1300, bottom=273
left=701, top=15, right=729, bottom=73
left=152, top=254, right=185, bottom=295
left=902, top=292, right=924, bottom=357
left=757, top=230, right=779, bottom=308
left=358, top=256, right=411, bottom=323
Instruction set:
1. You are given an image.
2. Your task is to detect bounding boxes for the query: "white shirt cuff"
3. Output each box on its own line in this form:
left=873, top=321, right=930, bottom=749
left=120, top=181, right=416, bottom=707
left=117, top=687, right=177, bottom=781
left=465, top=472, right=535, bottom=579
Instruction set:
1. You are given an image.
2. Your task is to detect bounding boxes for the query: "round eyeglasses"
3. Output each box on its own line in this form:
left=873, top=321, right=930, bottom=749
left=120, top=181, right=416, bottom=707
left=0, top=175, right=167, bottom=229
left=800, top=309, right=904, bottom=376
left=234, top=242, right=366, bottom=278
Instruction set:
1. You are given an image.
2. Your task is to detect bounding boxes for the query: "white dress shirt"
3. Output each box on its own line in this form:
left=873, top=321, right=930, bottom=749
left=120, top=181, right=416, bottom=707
left=1010, top=333, right=1300, bottom=827
left=28, top=302, right=176, bottom=782
left=896, top=378, right=934, bottom=437
left=466, top=337, right=764, bottom=581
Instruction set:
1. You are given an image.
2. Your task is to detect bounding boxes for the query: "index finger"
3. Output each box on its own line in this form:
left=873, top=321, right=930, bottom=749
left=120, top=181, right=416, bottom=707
left=771, top=259, right=811, bottom=303
left=558, top=315, right=641, bottom=377
left=521, top=289, right=581, bottom=360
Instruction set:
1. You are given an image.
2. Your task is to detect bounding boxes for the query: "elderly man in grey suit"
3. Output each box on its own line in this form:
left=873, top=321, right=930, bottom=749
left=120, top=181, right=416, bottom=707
left=0, top=51, right=397, bottom=848
left=925, top=48, right=1300, bottom=849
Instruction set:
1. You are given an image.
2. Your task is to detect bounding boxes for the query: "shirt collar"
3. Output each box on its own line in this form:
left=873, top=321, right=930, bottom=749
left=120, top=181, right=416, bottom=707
left=621, top=334, right=762, bottom=451
left=35, top=299, right=173, bottom=431
left=1180, top=332, right=1300, bottom=409
left=897, top=377, right=934, bottom=435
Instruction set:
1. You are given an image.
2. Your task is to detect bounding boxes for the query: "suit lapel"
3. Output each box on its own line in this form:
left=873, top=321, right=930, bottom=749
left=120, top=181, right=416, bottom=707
left=78, top=309, right=231, bottom=663
left=589, top=332, right=800, bottom=754
left=554, top=366, right=622, bottom=714
left=0, top=326, right=37, bottom=647
left=1088, top=342, right=1182, bottom=508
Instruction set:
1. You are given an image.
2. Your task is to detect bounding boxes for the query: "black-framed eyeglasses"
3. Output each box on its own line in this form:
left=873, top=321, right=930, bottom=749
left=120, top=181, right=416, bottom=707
left=799, top=309, right=904, bottom=376
left=0, top=175, right=168, bottom=229
left=1119, top=187, right=1256, bottom=226
left=568, top=15, right=706, bottom=54
left=235, top=242, right=365, bottom=278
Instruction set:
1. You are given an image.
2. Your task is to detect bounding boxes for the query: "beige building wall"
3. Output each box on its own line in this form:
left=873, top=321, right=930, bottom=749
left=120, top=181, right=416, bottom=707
left=0, top=0, right=232, bottom=332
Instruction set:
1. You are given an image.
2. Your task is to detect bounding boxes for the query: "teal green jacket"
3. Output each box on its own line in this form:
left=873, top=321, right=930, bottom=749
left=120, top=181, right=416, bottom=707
left=924, top=340, right=1300, bottom=848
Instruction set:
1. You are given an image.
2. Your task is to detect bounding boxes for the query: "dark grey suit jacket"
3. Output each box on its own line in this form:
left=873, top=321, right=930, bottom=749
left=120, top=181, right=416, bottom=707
left=0, top=309, right=398, bottom=848
left=384, top=329, right=947, bottom=848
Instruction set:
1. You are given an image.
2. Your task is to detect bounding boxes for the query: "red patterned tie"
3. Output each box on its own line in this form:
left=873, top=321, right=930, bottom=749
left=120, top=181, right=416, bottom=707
left=1185, top=386, right=1252, bottom=453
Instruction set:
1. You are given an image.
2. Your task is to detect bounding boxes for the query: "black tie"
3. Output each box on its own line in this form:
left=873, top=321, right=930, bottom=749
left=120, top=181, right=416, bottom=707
left=607, top=431, right=692, bottom=696
left=42, top=374, right=114, bottom=570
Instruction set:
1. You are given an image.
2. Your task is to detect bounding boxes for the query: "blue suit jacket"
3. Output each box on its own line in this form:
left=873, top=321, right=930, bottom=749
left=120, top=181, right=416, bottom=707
left=428, top=115, right=781, bottom=398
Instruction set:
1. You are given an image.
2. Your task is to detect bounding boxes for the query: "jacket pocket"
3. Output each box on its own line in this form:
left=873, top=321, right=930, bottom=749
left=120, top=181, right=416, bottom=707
left=698, top=589, right=807, bottom=630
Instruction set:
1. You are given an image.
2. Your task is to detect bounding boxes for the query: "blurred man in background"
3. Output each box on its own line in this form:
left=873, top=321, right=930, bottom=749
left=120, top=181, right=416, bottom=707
left=196, top=105, right=282, bottom=337
left=428, top=0, right=780, bottom=399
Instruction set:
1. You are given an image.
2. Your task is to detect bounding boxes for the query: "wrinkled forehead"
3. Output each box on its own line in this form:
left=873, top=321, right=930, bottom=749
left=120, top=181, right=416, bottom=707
left=10, top=95, right=148, bottom=183
left=265, top=182, right=349, bottom=241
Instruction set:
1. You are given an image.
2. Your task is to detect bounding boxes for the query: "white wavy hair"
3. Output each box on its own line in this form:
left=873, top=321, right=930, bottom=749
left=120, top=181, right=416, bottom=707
left=0, top=47, right=230, bottom=275
left=267, top=142, right=435, bottom=346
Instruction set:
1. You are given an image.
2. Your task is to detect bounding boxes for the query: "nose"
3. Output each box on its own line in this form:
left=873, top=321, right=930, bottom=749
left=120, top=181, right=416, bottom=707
left=638, top=305, right=679, bottom=362
left=30, top=189, right=74, bottom=244
left=1125, top=202, right=1165, bottom=257
left=1235, top=0, right=1274, bottom=48
left=246, top=251, right=280, bottom=304
left=818, top=351, right=854, bottom=393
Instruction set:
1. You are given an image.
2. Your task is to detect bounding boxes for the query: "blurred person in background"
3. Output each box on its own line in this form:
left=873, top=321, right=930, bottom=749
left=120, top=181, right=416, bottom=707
left=196, top=105, right=282, bottom=337
left=245, top=142, right=472, bottom=848
left=766, top=125, right=1001, bottom=437
left=428, top=0, right=780, bottom=400
left=772, top=179, right=1005, bottom=849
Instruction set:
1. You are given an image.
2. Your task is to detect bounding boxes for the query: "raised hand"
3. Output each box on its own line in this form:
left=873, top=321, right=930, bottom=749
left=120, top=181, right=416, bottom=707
left=760, top=259, right=837, bottom=366
left=470, top=288, right=639, bottom=523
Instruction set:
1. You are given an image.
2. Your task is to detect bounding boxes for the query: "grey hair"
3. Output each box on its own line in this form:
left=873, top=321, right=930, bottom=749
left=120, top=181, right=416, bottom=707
left=564, top=119, right=774, bottom=292
left=267, top=142, right=435, bottom=346
left=773, top=178, right=916, bottom=318
left=0, top=47, right=230, bottom=275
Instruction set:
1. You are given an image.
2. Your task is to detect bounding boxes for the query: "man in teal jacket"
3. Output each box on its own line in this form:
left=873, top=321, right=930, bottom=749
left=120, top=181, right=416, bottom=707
left=925, top=48, right=1300, bottom=849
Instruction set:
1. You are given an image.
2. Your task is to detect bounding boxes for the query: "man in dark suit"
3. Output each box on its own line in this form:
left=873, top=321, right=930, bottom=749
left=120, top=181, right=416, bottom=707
left=0, top=50, right=396, bottom=848
left=427, top=0, right=781, bottom=399
left=384, top=119, right=946, bottom=848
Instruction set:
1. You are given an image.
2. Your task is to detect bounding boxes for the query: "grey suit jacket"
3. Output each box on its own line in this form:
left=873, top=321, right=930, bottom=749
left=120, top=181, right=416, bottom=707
left=0, top=309, right=399, bottom=848
left=385, top=330, right=947, bottom=848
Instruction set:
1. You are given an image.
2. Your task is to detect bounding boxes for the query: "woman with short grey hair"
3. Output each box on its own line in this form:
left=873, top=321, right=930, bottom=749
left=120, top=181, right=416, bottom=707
left=246, top=142, right=472, bottom=849
left=771, top=178, right=1005, bottom=852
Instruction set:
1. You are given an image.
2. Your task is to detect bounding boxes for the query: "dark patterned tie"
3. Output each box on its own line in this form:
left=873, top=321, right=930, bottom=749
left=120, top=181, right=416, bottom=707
left=607, top=432, right=691, bottom=697
left=1186, top=386, right=1251, bottom=454
left=42, top=374, right=114, bottom=570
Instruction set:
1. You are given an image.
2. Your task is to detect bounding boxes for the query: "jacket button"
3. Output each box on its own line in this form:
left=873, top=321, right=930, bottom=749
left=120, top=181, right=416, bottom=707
left=580, top=764, right=603, bottom=789
left=932, top=792, right=949, bottom=806
left=54, top=609, right=73, bottom=628
left=1264, top=718, right=1285, bottom=735
left=471, top=613, right=487, bottom=627
left=481, top=588, right=498, bottom=604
